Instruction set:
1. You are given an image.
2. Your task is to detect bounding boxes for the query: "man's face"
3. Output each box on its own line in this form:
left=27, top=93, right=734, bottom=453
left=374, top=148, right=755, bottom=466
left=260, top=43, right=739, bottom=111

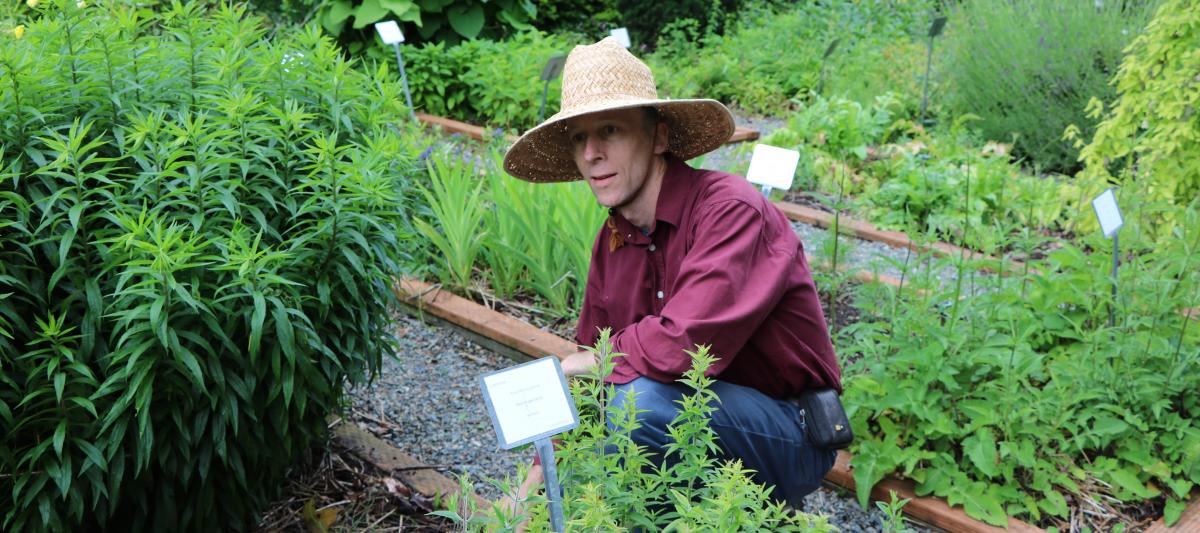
left=565, top=108, right=667, bottom=210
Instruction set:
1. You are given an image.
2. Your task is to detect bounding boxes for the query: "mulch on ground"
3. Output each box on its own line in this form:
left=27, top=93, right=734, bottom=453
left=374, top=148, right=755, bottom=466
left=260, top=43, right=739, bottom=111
left=257, top=437, right=452, bottom=532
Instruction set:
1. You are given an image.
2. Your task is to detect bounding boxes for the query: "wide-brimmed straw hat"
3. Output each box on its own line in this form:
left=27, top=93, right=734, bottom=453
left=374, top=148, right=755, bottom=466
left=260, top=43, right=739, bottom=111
left=503, top=37, right=735, bottom=183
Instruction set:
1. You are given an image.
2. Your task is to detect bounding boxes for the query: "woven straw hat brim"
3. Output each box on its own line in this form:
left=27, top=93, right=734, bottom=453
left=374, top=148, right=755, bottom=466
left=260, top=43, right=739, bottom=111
left=503, top=98, right=735, bottom=183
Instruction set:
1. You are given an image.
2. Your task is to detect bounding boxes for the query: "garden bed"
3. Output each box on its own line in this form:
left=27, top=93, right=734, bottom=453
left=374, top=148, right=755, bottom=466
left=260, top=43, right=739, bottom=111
left=392, top=277, right=1022, bottom=532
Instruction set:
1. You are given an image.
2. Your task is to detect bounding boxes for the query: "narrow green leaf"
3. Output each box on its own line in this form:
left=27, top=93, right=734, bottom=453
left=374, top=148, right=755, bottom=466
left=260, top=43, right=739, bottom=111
left=53, top=419, right=68, bottom=459
left=73, top=438, right=108, bottom=473
left=54, top=373, right=66, bottom=405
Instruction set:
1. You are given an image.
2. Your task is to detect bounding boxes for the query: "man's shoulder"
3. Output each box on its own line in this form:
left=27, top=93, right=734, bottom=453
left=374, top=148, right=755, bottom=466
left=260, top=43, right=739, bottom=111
left=689, top=167, right=769, bottom=214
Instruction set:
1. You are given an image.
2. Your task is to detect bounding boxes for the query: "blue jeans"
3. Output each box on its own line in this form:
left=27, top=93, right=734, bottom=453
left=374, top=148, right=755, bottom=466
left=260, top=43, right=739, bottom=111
left=609, top=377, right=835, bottom=508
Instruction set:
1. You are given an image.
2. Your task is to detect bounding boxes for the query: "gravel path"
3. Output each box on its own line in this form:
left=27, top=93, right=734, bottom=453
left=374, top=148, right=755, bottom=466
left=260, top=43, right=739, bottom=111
left=346, top=313, right=932, bottom=532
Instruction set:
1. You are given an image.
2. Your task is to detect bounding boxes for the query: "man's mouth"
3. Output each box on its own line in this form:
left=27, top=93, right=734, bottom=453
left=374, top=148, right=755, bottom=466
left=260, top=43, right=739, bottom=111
left=592, top=173, right=616, bottom=182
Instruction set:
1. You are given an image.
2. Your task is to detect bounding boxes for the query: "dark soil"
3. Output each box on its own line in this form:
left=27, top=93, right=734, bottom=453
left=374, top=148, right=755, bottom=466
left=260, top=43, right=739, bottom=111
left=256, top=439, right=451, bottom=532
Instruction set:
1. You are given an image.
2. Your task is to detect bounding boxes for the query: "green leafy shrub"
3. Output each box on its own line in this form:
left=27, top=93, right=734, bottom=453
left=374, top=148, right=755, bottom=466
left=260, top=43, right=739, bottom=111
left=617, top=0, right=745, bottom=48
left=941, top=0, right=1154, bottom=173
left=840, top=210, right=1200, bottom=527
left=313, top=0, right=538, bottom=43
left=438, top=332, right=837, bottom=531
left=1072, top=0, right=1200, bottom=216
left=0, top=2, right=426, bottom=530
left=531, top=0, right=620, bottom=37
left=402, top=31, right=577, bottom=130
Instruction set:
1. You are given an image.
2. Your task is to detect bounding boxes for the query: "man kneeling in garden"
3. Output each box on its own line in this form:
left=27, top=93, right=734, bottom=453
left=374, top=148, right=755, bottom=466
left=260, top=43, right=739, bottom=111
left=503, top=37, right=843, bottom=509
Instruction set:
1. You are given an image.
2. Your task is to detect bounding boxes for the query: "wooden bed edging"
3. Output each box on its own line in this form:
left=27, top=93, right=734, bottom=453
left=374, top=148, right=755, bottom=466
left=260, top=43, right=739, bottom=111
left=331, top=420, right=491, bottom=510
left=414, top=113, right=759, bottom=146
left=392, top=277, right=1049, bottom=532
left=773, top=201, right=1025, bottom=273
left=1145, top=490, right=1200, bottom=532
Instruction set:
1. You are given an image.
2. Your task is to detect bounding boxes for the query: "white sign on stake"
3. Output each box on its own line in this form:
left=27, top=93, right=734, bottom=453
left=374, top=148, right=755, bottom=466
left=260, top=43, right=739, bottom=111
left=479, top=357, right=579, bottom=450
left=746, top=144, right=800, bottom=193
left=1091, top=188, right=1124, bottom=238
left=610, top=27, right=631, bottom=48
left=374, top=21, right=405, bottom=45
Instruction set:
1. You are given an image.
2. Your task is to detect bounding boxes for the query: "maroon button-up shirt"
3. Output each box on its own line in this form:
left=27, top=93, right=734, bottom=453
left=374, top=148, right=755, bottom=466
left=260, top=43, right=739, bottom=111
left=576, top=156, right=841, bottom=399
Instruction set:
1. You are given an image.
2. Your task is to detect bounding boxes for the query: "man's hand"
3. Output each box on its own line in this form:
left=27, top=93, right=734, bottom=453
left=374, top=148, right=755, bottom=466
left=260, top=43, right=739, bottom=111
left=559, top=350, right=598, bottom=378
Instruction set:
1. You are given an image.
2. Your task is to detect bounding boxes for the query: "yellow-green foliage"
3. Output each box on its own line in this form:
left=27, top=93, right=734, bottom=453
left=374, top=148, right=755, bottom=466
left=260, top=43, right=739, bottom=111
left=1074, top=0, right=1200, bottom=210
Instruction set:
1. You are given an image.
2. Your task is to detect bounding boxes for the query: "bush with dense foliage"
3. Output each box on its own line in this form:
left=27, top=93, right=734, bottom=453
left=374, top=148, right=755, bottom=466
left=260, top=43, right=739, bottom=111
left=402, top=30, right=579, bottom=130
left=315, top=0, right=537, bottom=44
left=531, top=0, right=620, bottom=38
left=0, top=2, right=425, bottom=530
left=1072, top=0, right=1200, bottom=215
left=941, top=0, right=1155, bottom=174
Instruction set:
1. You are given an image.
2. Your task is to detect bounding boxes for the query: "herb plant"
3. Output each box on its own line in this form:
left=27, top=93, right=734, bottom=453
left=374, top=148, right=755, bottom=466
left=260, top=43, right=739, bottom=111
left=437, top=330, right=837, bottom=531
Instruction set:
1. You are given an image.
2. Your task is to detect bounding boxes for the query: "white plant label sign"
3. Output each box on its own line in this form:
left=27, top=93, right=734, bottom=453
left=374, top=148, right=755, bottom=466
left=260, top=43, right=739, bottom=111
left=610, top=27, right=631, bottom=48
left=1091, top=188, right=1123, bottom=238
left=746, top=144, right=800, bottom=191
left=374, top=21, right=405, bottom=44
left=480, top=357, right=579, bottom=450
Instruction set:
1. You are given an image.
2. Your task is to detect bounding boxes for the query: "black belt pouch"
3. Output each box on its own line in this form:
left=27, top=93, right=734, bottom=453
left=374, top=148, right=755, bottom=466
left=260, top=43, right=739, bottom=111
left=797, top=388, right=853, bottom=450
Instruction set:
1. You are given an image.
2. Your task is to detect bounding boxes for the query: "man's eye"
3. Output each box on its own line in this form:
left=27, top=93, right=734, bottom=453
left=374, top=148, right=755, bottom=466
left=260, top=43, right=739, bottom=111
left=603, top=125, right=617, bottom=135
left=571, top=132, right=586, bottom=144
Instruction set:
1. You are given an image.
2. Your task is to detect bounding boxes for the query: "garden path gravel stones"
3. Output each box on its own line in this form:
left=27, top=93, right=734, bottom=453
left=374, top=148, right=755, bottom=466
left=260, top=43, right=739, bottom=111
left=346, top=313, right=931, bottom=532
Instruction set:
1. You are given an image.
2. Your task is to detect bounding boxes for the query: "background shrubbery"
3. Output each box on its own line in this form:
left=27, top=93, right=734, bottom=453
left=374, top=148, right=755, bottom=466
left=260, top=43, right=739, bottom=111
left=0, top=2, right=425, bottom=530
left=402, top=31, right=579, bottom=130
left=941, top=0, right=1156, bottom=174
left=649, top=0, right=936, bottom=116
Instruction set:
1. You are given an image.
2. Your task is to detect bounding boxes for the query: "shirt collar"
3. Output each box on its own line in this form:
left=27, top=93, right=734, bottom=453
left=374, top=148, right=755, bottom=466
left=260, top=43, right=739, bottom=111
left=606, top=156, right=692, bottom=245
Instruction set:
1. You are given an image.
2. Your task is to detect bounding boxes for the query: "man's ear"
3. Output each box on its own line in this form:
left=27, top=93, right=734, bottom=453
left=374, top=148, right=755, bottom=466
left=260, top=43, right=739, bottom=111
left=652, top=121, right=669, bottom=155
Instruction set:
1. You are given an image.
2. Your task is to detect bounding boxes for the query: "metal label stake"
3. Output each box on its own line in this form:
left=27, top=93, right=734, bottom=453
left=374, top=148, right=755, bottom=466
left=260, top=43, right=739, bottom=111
left=818, top=38, right=840, bottom=96
left=919, top=16, right=948, bottom=125
left=1091, top=188, right=1124, bottom=327
left=538, top=55, right=566, bottom=123
left=375, top=21, right=415, bottom=121
left=479, top=357, right=579, bottom=532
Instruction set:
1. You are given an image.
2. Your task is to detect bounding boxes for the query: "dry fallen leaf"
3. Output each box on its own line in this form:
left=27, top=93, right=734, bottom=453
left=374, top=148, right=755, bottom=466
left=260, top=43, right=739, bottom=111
left=383, top=476, right=411, bottom=497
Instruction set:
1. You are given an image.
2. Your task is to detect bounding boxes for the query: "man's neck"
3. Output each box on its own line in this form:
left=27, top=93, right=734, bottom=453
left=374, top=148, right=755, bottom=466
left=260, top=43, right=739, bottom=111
left=616, top=156, right=668, bottom=230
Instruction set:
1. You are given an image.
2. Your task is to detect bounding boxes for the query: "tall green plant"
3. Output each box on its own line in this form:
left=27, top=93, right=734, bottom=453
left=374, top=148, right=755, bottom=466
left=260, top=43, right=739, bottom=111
left=414, top=153, right=489, bottom=292
left=0, top=2, right=426, bottom=530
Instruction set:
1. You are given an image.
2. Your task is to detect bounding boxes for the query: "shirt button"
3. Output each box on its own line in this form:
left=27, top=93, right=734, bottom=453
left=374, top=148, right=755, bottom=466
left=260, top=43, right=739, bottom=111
left=656, top=290, right=664, bottom=299
left=648, top=244, right=656, bottom=252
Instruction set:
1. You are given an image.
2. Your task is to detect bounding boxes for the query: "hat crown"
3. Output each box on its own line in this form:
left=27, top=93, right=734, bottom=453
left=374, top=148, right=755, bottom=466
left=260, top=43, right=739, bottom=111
left=560, top=37, right=658, bottom=112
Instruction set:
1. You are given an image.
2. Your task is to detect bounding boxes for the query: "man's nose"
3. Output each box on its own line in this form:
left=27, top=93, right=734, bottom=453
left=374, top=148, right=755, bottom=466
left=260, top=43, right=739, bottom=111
left=583, top=136, right=603, bottom=162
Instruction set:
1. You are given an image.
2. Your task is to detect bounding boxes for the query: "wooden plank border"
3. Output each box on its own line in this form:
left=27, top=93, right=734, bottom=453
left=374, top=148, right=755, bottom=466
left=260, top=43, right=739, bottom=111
left=331, top=420, right=491, bottom=510
left=392, top=277, right=1045, bottom=532
left=1145, top=491, right=1200, bottom=532
left=773, top=201, right=1023, bottom=272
